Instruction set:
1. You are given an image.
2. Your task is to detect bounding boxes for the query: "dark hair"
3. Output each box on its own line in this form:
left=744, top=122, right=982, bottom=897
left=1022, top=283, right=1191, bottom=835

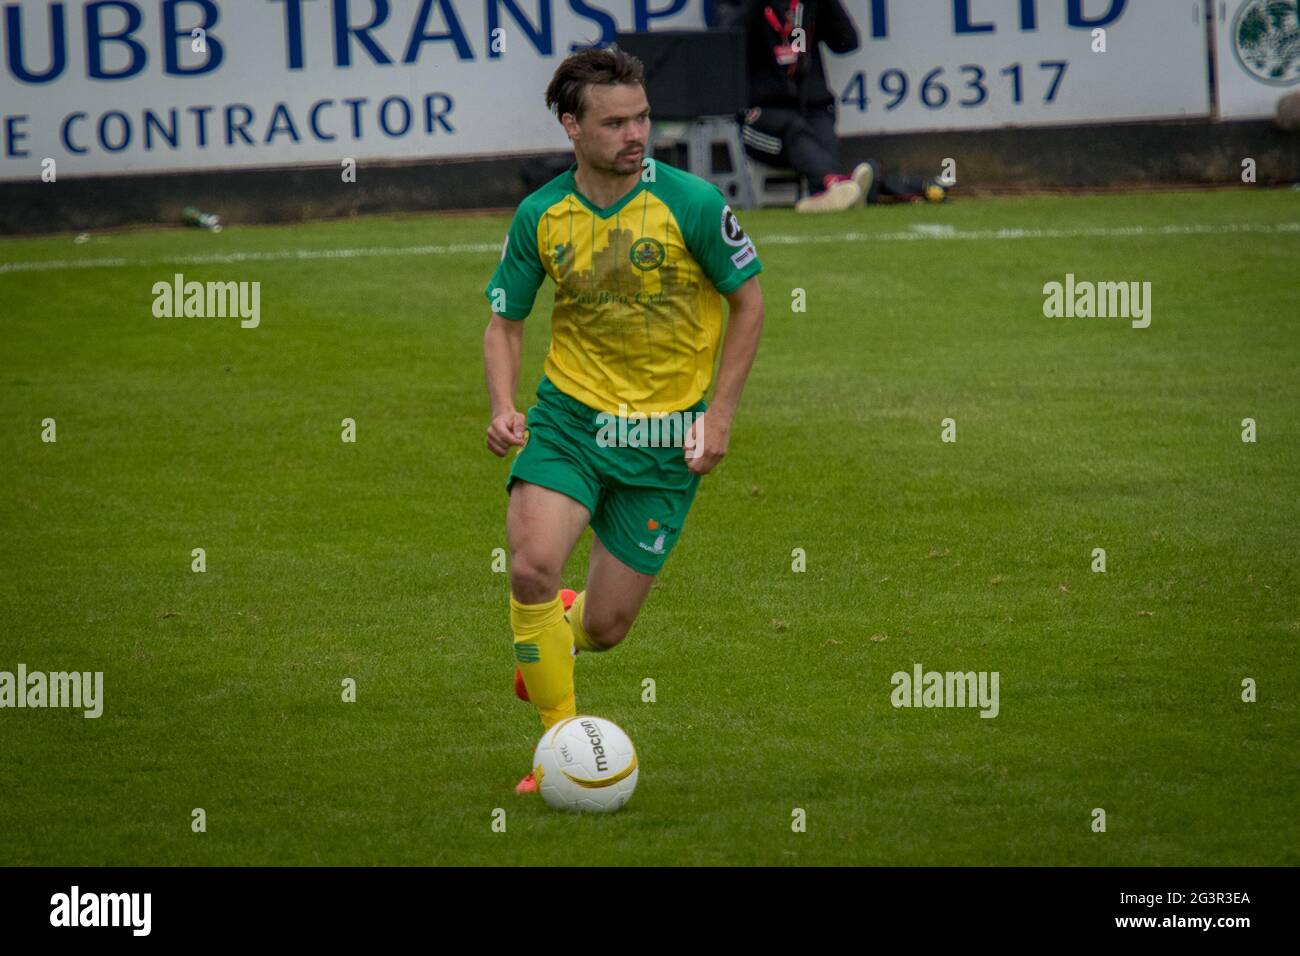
left=545, top=47, right=646, bottom=122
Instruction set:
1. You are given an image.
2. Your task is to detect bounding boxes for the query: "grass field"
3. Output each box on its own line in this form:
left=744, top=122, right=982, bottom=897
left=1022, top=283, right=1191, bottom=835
left=2, top=190, right=1297, bottom=866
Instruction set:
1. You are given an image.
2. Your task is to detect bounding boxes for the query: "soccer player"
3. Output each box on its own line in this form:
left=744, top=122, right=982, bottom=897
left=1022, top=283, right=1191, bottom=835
left=483, top=47, right=766, bottom=794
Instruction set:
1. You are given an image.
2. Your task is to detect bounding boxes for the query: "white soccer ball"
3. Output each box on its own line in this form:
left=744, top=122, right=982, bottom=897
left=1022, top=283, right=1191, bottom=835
left=534, top=715, right=638, bottom=813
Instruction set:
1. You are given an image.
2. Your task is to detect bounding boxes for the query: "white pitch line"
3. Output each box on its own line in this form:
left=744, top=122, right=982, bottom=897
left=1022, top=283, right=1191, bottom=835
left=0, top=242, right=502, bottom=275
left=767, top=221, right=1300, bottom=244
left=2, top=222, right=1297, bottom=275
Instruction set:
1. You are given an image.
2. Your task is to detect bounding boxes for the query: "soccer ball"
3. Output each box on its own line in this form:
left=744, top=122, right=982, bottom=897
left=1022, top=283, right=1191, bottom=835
left=534, top=715, right=638, bottom=813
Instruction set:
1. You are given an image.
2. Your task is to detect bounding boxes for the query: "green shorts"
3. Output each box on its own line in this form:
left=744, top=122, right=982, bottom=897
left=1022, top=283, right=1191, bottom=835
left=506, top=377, right=706, bottom=576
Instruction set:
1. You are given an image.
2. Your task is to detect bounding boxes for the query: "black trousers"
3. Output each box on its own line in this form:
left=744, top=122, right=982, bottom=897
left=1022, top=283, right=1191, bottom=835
left=741, top=103, right=929, bottom=200
left=741, top=103, right=841, bottom=189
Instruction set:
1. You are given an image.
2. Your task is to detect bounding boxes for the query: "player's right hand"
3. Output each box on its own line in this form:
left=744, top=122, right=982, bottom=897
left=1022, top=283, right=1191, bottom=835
left=486, top=410, right=527, bottom=457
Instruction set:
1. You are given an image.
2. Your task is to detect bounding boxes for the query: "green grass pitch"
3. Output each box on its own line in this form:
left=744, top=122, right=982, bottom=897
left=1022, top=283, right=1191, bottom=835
left=1, top=190, right=1297, bottom=865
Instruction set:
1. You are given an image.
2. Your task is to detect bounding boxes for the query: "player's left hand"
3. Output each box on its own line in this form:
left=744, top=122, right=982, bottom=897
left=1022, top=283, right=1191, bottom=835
left=684, top=411, right=729, bottom=475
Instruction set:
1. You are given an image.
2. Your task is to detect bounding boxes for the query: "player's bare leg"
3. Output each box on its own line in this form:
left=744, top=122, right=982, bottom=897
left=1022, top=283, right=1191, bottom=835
left=577, top=536, right=657, bottom=650
left=507, top=480, right=589, bottom=604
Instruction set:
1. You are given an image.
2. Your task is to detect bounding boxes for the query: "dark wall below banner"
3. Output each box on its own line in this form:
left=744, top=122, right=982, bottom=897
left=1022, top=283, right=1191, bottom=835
left=844, top=118, right=1300, bottom=194
left=2, top=119, right=1297, bottom=236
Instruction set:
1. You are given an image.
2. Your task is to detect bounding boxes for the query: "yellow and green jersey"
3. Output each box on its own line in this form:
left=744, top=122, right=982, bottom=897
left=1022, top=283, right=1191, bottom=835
left=484, top=161, right=763, bottom=415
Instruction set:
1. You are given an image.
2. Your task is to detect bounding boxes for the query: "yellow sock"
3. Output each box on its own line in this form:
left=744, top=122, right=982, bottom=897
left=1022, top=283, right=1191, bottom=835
left=511, top=594, right=576, bottom=729
left=567, top=590, right=605, bottom=653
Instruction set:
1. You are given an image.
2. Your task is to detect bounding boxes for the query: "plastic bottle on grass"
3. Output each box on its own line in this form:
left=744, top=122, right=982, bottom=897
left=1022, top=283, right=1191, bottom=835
left=182, top=207, right=222, bottom=233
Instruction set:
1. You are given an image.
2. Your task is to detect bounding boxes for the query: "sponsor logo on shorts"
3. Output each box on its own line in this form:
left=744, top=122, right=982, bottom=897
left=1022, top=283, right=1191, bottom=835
left=638, top=518, right=678, bottom=555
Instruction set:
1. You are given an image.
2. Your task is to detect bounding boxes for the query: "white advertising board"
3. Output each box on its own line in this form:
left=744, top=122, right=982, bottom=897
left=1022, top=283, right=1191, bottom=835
left=825, top=0, right=1213, bottom=135
left=1213, top=0, right=1300, bottom=120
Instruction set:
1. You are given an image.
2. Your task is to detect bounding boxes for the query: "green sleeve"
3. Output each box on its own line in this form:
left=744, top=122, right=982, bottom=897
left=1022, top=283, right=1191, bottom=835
left=683, top=184, right=763, bottom=295
left=484, top=203, right=546, bottom=320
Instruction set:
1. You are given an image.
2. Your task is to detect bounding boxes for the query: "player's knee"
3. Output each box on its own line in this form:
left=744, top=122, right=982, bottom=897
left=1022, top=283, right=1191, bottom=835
left=585, top=615, right=632, bottom=650
left=509, top=552, right=562, bottom=604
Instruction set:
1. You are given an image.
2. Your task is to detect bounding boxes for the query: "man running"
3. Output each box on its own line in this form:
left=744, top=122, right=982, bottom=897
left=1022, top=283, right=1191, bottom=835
left=483, top=47, right=766, bottom=793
